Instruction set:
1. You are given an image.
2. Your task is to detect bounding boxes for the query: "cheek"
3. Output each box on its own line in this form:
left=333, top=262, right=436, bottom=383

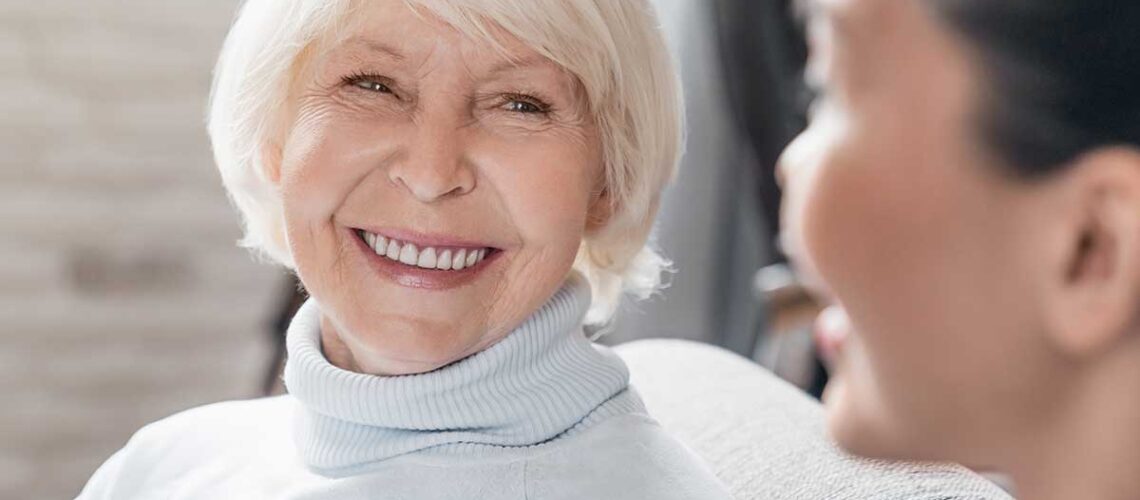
left=278, top=105, right=397, bottom=295
left=280, top=108, right=385, bottom=220
left=481, top=136, right=598, bottom=252
left=808, top=121, right=1040, bottom=459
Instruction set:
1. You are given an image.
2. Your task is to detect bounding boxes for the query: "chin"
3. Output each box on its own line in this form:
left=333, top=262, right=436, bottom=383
left=824, top=375, right=915, bottom=462
left=824, top=375, right=965, bottom=465
left=340, top=308, right=486, bottom=375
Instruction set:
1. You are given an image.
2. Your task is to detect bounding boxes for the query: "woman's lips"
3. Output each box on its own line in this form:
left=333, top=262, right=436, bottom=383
left=348, top=228, right=503, bottom=290
left=814, top=305, right=853, bottom=370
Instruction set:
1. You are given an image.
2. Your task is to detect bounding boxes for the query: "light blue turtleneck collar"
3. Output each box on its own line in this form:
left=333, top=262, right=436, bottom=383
left=282, top=275, right=644, bottom=477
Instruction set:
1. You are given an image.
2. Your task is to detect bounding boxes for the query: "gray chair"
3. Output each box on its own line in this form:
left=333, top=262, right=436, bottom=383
left=616, top=339, right=1014, bottom=500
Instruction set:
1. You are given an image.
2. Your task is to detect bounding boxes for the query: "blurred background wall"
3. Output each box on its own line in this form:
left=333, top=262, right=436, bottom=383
left=0, top=2, right=284, bottom=498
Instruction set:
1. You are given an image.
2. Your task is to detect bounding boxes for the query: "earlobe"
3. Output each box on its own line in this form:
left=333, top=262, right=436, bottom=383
left=1044, top=147, right=1140, bottom=358
left=585, top=187, right=614, bottom=233
left=262, top=140, right=285, bottom=185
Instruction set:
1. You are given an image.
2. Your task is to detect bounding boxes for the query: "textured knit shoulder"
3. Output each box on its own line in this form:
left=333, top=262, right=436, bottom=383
left=525, top=412, right=734, bottom=500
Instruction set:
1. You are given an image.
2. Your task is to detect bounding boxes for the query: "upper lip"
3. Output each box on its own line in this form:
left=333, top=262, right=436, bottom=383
left=354, top=226, right=502, bottom=250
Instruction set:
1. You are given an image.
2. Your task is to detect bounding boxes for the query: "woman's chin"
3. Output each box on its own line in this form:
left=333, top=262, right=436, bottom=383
left=351, top=338, right=475, bottom=375
left=824, top=374, right=953, bottom=464
left=330, top=311, right=489, bottom=375
left=823, top=375, right=903, bottom=461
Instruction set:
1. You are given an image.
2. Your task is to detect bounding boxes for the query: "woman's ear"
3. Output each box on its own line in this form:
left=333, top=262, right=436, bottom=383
left=1042, top=147, right=1140, bottom=358
left=585, top=186, right=614, bottom=233
left=262, top=139, right=285, bottom=185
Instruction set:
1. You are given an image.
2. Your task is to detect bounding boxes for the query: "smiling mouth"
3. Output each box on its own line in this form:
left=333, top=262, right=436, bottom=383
left=354, top=229, right=500, bottom=271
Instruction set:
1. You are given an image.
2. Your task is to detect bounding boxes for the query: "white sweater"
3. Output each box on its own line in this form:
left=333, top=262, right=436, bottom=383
left=77, top=277, right=733, bottom=499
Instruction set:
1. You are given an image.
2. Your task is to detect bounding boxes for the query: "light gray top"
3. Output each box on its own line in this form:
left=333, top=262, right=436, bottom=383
left=76, top=276, right=732, bottom=499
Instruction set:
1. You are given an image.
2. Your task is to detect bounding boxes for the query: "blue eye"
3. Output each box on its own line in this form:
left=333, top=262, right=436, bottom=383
left=353, top=80, right=393, bottom=94
left=506, top=100, right=543, bottom=114
left=500, top=93, right=552, bottom=115
left=342, top=72, right=395, bottom=95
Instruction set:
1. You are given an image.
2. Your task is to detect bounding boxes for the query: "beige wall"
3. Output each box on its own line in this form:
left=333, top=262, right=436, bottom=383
left=0, top=2, right=283, bottom=498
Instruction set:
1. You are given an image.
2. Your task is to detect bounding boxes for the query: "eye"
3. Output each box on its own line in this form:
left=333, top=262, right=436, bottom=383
left=501, top=94, right=550, bottom=115
left=342, top=73, right=395, bottom=95
left=506, top=100, right=542, bottom=113
left=355, top=80, right=393, bottom=93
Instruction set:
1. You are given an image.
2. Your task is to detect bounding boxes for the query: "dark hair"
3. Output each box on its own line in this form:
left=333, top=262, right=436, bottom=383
left=928, top=1, right=1140, bottom=175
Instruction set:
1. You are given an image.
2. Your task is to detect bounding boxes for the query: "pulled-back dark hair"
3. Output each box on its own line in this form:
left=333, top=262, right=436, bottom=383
left=928, top=1, right=1140, bottom=175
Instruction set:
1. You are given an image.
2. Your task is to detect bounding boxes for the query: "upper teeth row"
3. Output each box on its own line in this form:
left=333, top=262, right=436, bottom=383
left=363, top=231, right=489, bottom=270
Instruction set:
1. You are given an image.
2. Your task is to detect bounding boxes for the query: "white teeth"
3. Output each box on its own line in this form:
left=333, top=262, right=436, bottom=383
left=436, top=249, right=452, bottom=270
left=417, top=247, right=437, bottom=269
left=361, top=231, right=490, bottom=271
left=399, top=243, right=419, bottom=265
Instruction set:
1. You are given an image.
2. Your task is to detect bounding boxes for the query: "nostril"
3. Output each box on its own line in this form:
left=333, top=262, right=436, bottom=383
left=388, top=164, right=476, bottom=203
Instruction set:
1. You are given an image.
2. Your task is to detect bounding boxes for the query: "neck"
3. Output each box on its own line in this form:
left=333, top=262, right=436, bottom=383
left=282, top=275, right=645, bottom=476
left=1010, top=345, right=1140, bottom=500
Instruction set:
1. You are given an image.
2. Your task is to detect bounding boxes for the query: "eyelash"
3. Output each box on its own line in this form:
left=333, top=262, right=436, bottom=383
left=342, top=72, right=396, bottom=96
left=498, top=93, right=552, bottom=115
left=341, top=72, right=553, bottom=115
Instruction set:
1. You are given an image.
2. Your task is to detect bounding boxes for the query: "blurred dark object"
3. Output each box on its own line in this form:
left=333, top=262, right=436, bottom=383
left=712, top=0, right=809, bottom=262
left=263, top=277, right=306, bottom=396
left=713, top=0, right=828, bottom=396
left=753, top=263, right=828, bottom=396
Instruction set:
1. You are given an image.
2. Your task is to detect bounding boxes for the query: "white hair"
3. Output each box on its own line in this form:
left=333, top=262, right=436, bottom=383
left=208, top=0, right=684, bottom=324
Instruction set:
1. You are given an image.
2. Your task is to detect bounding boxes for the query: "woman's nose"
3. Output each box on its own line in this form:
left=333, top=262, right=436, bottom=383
left=776, top=126, right=819, bottom=190
left=775, top=135, right=803, bottom=190
left=387, top=120, right=476, bottom=203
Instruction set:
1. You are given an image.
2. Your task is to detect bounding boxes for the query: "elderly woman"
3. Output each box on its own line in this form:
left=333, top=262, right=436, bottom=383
left=781, top=0, right=1140, bottom=498
left=77, top=0, right=732, bottom=498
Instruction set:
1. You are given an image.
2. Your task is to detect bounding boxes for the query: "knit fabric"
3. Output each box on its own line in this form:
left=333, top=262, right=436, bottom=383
left=75, top=274, right=734, bottom=499
left=283, top=274, right=646, bottom=476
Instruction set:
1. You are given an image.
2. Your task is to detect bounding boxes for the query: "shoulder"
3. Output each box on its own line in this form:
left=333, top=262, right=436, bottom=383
left=123, top=395, right=293, bottom=460
left=525, top=414, right=733, bottom=500
left=76, top=396, right=296, bottom=499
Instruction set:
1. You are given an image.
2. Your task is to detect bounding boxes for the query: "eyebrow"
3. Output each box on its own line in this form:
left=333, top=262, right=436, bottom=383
left=486, top=54, right=555, bottom=77
left=339, top=36, right=406, bottom=61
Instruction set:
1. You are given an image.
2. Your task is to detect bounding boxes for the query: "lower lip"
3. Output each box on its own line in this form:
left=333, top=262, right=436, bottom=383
left=349, top=229, right=502, bottom=291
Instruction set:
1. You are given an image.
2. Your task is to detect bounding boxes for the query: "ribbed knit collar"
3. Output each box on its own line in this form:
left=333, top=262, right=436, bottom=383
left=282, top=274, right=636, bottom=477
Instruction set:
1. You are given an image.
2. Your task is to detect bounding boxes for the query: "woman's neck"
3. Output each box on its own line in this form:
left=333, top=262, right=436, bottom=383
left=1011, top=345, right=1140, bottom=500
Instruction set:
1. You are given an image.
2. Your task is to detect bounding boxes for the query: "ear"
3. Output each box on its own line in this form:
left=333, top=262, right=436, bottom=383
left=261, top=138, right=285, bottom=186
left=585, top=186, right=614, bottom=234
left=1042, top=147, right=1140, bottom=358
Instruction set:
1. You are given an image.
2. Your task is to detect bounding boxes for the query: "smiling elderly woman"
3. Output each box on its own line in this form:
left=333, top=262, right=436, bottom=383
left=77, top=0, right=732, bottom=499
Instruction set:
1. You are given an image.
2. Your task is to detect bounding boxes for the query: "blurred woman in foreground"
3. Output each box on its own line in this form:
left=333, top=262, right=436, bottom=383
left=780, top=1, right=1140, bottom=498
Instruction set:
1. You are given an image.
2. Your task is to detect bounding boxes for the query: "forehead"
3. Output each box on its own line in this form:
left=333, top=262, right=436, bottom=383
left=800, top=0, right=899, bottom=37
left=327, top=0, right=554, bottom=73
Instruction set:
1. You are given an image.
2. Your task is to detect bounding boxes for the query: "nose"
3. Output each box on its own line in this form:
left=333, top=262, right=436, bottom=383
left=387, top=118, right=476, bottom=203
left=775, top=137, right=800, bottom=190
left=775, top=127, right=816, bottom=191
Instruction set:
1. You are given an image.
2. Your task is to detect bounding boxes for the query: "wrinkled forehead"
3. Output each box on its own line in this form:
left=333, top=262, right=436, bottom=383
left=318, top=0, right=563, bottom=76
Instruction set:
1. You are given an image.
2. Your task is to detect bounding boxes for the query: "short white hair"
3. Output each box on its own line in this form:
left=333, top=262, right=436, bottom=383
left=208, top=0, right=684, bottom=324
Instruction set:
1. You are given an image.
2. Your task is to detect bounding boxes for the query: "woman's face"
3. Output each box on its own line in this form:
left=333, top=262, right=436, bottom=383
left=780, top=0, right=1071, bottom=465
left=275, top=0, right=603, bottom=375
